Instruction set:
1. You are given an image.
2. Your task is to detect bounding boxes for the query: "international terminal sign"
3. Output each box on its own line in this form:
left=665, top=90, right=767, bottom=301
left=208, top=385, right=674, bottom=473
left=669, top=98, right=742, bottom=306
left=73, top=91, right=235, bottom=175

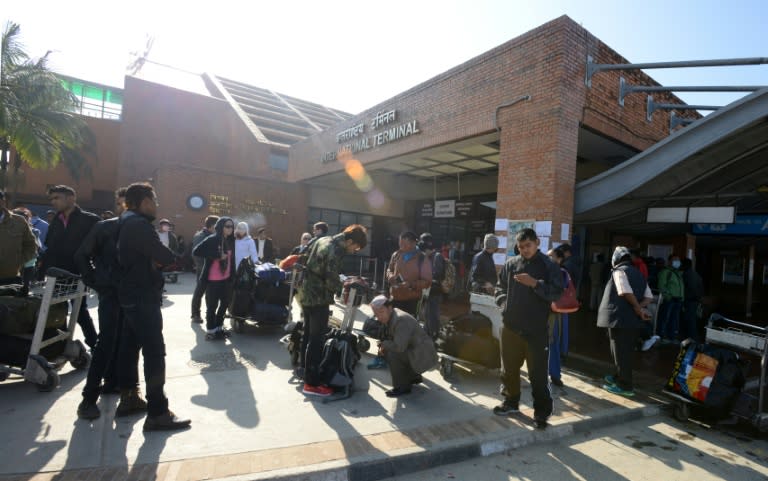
left=321, top=109, right=421, bottom=163
left=692, top=214, right=768, bottom=235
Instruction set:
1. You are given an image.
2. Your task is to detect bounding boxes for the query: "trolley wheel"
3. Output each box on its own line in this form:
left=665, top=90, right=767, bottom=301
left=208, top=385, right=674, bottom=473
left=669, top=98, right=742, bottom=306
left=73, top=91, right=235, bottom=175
left=439, top=357, right=453, bottom=379
left=70, top=347, right=91, bottom=370
left=36, top=369, right=60, bottom=392
left=673, top=402, right=690, bottom=422
left=357, top=337, right=371, bottom=353
left=232, top=319, right=245, bottom=334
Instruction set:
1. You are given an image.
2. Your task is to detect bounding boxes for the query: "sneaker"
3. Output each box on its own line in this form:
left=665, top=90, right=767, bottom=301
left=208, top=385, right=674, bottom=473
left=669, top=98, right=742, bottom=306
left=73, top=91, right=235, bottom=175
left=602, top=383, right=635, bottom=397
left=77, top=400, right=100, bottom=420
left=205, top=330, right=228, bottom=341
left=302, top=383, right=333, bottom=397
left=191, top=314, right=203, bottom=324
left=492, top=399, right=520, bottom=416
left=115, top=389, right=148, bottom=417
left=143, top=410, right=191, bottom=432
left=534, top=417, right=548, bottom=430
left=641, top=335, right=660, bottom=352
left=367, top=357, right=387, bottom=370
left=603, top=375, right=618, bottom=387
left=551, top=378, right=564, bottom=387
left=385, top=387, right=412, bottom=398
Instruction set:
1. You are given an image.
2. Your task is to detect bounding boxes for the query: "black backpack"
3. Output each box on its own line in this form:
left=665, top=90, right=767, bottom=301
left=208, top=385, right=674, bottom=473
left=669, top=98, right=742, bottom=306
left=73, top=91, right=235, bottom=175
left=318, top=328, right=361, bottom=389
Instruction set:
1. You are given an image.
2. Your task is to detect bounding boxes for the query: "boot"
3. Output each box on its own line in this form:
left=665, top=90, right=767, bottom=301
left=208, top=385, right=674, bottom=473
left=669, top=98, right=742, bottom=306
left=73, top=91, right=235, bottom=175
left=115, top=388, right=148, bottom=417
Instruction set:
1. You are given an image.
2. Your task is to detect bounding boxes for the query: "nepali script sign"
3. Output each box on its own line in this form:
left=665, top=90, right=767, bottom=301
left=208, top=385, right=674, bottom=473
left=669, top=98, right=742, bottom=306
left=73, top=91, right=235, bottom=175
left=321, top=109, right=421, bottom=163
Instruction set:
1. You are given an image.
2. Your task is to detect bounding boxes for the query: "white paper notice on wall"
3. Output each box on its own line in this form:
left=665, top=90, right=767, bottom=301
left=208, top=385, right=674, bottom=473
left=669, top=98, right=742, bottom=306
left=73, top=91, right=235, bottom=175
left=493, top=253, right=506, bottom=265
left=535, top=221, right=552, bottom=237
left=494, top=218, right=509, bottom=232
left=497, top=236, right=508, bottom=249
left=561, top=223, right=570, bottom=241
left=539, top=236, right=550, bottom=253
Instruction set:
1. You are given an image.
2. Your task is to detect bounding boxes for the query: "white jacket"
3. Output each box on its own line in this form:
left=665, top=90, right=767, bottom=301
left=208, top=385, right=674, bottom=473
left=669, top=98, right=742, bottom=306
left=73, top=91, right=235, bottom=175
left=235, top=235, right=258, bottom=269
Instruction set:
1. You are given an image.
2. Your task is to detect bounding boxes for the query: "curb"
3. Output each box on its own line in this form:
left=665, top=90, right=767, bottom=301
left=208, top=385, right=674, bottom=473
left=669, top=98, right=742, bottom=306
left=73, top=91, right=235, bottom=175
left=214, top=404, right=661, bottom=481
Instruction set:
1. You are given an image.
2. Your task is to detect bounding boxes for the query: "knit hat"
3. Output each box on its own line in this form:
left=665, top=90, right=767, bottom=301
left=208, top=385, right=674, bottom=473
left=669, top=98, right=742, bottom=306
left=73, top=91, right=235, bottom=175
left=235, top=221, right=249, bottom=235
left=612, top=246, right=631, bottom=267
left=484, top=234, right=499, bottom=250
left=370, top=295, right=390, bottom=309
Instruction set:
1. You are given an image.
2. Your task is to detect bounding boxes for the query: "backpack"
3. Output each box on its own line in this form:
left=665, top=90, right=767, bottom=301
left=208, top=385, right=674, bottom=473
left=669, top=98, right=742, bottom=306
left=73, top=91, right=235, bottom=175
left=441, top=259, right=456, bottom=294
left=255, top=262, right=286, bottom=286
left=552, top=269, right=579, bottom=313
left=318, top=328, right=361, bottom=389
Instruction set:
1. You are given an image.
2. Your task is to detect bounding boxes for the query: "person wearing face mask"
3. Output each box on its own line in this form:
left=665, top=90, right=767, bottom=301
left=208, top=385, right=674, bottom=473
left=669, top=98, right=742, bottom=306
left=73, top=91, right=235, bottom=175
left=234, top=222, right=258, bottom=268
left=156, top=219, right=180, bottom=254
left=657, top=254, right=685, bottom=345
left=192, top=217, right=237, bottom=340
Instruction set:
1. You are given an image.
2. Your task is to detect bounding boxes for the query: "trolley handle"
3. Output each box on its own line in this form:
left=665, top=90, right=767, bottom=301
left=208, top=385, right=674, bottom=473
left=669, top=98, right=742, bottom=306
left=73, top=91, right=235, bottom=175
left=708, top=313, right=766, bottom=333
left=45, top=267, right=81, bottom=280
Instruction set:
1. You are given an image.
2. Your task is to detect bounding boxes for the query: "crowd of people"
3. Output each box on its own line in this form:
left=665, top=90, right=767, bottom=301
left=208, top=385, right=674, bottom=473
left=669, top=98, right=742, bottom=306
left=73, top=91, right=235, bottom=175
left=1, top=182, right=708, bottom=432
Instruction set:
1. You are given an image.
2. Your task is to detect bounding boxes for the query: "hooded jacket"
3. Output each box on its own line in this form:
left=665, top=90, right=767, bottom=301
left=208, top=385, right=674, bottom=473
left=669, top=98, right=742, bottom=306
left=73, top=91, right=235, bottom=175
left=0, top=208, right=38, bottom=279
left=192, top=216, right=236, bottom=287
left=234, top=223, right=258, bottom=268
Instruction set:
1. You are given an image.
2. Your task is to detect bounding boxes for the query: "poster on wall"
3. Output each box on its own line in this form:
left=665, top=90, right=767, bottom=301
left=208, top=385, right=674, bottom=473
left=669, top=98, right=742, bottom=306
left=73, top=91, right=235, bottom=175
left=507, top=219, right=535, bottom=256
left=722, top=255, right=745, bottom=285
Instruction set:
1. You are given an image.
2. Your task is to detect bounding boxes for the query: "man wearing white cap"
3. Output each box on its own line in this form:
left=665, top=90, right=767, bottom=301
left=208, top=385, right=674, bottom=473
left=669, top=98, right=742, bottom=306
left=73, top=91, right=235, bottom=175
left=370, top=295, right=438, bottom=397
left=597, top=246, right=653, bottom=397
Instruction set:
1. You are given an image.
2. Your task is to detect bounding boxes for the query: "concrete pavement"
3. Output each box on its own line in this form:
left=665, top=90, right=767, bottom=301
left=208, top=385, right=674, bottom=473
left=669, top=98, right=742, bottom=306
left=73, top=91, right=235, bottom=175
left=0, top=274, right=665, bottom=481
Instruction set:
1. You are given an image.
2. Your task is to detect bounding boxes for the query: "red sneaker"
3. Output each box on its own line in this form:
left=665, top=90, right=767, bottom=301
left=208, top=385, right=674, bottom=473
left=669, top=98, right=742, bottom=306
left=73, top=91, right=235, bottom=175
left=302, top=383, right=333, bottom=397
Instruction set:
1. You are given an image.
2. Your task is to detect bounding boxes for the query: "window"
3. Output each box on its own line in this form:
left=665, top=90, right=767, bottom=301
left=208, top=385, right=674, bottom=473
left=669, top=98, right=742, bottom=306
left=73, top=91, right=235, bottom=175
left=269, top=152, right=289, bottom=171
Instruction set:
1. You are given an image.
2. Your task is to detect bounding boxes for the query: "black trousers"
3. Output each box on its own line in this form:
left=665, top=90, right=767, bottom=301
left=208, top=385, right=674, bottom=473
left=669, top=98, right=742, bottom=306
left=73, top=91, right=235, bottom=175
left=120, top=297, right=168, bottom=416
left=302, top=305, right=330, bottom=386
left=191, top=275, right=206, bottom=317
left=73, top=297, right=98, bottom=348
left=608, top=327, right=639, bottom=390
left=499, top=326, right=553, bottom=420
left=82, top=289, right=139, bottom=403
left=205, top=280, right=232, bottom=331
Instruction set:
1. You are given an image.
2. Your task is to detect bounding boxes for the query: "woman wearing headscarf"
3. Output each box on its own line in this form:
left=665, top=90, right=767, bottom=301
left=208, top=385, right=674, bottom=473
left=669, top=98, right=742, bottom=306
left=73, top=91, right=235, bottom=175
left=369, top=295, right=438, bottom=397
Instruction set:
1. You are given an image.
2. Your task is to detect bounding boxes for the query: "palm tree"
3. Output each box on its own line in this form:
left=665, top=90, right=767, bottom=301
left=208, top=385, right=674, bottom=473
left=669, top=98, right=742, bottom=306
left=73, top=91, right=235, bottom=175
left=0, top=21, right=93, bottom=203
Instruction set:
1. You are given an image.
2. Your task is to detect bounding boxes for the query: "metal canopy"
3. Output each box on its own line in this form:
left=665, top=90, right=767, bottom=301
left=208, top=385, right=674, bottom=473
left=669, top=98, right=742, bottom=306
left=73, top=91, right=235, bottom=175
left=574, top=88, right=768, bottom=227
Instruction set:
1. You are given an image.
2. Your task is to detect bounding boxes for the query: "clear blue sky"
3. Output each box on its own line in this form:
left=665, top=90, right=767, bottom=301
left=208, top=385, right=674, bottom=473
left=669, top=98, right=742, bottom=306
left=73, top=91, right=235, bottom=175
left=4, top=0, right=767, bottom=113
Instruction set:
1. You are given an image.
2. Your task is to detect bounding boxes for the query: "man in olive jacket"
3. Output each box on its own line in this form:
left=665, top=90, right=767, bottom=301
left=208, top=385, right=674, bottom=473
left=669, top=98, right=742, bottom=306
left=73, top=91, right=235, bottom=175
left=494, top=228, right=563, bottom=429
left=296, top=224, right=367, bottom=398
left=0, top=191, right=37, bottom=284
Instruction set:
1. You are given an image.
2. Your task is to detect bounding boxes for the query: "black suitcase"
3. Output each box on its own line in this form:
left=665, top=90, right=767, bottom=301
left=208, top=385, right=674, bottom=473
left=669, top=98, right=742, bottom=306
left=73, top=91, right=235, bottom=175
left=436, top=311, right=500, bottom=368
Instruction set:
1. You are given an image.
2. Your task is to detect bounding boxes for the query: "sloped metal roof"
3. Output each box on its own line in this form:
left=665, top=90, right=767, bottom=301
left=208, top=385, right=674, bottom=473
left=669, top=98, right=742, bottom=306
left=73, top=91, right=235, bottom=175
left=575, top=88, right=768, bottom=225
left=204, top=74, right=353, bottom=149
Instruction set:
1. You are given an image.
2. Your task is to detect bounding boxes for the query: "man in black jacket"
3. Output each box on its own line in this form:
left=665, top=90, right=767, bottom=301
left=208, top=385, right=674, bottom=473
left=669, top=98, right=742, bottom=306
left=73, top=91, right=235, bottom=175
left=74, top=188, right=144, bottom=420
left=41, top=185, right=100, bottom=348
left=494, top=228, right=563, bottom=429
left=118, top=182, right=190, bottom=431
left=469, top=233, right=499, bottom=293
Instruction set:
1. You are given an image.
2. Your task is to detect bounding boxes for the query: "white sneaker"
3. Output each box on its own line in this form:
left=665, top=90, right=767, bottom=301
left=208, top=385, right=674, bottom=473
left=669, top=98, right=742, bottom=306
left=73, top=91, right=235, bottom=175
left=641, top=335, right=660, bottom=352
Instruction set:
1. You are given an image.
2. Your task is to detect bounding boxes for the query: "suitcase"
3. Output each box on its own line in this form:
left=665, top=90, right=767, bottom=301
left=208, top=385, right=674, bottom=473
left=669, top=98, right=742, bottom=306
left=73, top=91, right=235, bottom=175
left=0, top=295, right=68, bottom=335
left=436, top=311, right=500, bottom=368
left=251, top=302, right=288, bottom=325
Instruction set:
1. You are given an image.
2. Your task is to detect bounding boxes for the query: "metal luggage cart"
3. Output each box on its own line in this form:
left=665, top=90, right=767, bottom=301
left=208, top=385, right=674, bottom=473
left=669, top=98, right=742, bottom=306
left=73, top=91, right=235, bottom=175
left=0, top=268, right=91, bottom=391
left=229, top=269, right=296, bottom=334
left=663, top=313, right=768, bottom=433
left=437, top=293, right=502, bottom=380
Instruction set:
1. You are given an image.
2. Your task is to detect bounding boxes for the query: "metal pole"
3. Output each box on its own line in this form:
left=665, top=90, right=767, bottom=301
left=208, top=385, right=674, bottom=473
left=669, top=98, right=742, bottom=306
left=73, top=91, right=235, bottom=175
left=647, top=95, right=721, bottom=121
left=747, top=244, right=755, bottom=319
left=619, top=77, right=765, bottom=105
left=586, top=55, right=768, bottom=86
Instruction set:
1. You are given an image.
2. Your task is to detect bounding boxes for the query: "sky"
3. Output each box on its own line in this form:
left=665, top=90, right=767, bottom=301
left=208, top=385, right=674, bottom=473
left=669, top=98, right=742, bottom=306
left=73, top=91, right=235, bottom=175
left=4, top=0, right=768, bottom=114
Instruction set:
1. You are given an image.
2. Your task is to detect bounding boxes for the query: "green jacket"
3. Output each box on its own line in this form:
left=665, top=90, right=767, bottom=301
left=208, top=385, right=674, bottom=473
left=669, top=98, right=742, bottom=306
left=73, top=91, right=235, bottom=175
left=296, top=233, right=346, bottom=306
left=0, top=208, right=37, bottom=279
left=658, top=267, right=684, bottom=300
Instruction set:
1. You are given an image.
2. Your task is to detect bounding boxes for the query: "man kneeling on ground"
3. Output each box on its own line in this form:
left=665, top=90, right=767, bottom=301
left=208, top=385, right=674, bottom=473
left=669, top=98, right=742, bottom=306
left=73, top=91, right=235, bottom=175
left=370, top=295, right=438, bottom=398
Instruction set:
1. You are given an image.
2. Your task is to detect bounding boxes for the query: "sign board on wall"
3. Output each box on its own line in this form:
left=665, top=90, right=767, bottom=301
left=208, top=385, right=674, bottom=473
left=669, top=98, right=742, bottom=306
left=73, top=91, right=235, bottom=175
left=455, top=200, right=474, bottom=217
left=434, top=200, right=456, bottom=218
left=420, top=203, right=434, bottom=217
left=692, top=215, right=768, bottom=235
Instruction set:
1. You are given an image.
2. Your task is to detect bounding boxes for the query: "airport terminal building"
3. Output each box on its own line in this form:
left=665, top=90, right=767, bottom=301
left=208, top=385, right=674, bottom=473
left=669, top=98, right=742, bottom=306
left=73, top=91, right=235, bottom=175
left=15, top=15, right=768, bottom=319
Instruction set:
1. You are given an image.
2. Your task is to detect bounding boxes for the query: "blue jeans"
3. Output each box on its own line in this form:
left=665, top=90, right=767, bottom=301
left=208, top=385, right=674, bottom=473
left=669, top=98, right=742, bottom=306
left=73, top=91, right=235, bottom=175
left=549, top=313, right=568, bottom=381
left=658, top=298, right=682, bottom=340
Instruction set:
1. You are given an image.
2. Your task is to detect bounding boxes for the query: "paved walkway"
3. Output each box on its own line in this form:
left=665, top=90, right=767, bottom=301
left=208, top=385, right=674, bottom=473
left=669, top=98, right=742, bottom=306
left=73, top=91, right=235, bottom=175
left=0, top=274, right=664, bottom=481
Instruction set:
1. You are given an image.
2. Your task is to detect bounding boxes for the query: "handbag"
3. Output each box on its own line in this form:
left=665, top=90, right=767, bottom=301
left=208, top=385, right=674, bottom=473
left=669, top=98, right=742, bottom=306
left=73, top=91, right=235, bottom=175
left=552, top=270, right=579, bottom=313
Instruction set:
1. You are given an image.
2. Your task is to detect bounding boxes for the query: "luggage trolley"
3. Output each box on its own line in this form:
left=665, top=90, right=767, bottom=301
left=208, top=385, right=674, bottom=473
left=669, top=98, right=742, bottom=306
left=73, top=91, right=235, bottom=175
left=663, top=313, right=768, bottom=433
left=437, top=293, right=503, bottom=380
left=0, top=268, right=91, bottom=391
